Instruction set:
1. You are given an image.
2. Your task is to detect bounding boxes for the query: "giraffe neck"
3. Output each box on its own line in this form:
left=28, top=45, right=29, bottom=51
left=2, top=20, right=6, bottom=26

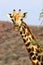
left=19, top=21, right=37, bottom=44
left=19, top=21, right=43, bottom=65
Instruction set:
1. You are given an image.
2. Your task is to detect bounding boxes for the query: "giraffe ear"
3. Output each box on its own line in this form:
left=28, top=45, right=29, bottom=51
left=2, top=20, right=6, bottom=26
left=7, top=13, right=11, bottom=18
left=7, top=13, right=13, bottom=18
left=23, top=12, right=28, bottom=18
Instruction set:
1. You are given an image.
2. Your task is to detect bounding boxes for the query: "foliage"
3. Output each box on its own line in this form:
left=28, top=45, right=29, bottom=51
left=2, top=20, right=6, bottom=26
left=40, top=9, right=43, bottom=18
left=31, top=39, right=37, bottom=45
left=39, top=9, right=43, bottom=25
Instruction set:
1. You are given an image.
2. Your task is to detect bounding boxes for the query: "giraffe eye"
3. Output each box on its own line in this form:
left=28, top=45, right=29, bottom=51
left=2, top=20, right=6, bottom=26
left=21, top=19, right=23, bottom=21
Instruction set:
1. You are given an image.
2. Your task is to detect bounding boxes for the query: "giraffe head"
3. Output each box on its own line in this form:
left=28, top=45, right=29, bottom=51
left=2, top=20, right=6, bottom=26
left=7, top=9, right=28, bottom=31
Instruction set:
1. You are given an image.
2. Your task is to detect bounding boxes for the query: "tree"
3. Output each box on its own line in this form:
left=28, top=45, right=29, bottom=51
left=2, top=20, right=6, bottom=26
left=39, top=9, right=43, bottom=25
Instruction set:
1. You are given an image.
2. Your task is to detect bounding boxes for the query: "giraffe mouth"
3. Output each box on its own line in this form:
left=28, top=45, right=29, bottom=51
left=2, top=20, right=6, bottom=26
left=15, top=25, right=19, bottom=27
left=14, top=24, right=19, bottom=31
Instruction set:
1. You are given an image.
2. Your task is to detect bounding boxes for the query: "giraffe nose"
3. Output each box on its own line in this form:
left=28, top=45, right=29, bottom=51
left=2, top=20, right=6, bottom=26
left=14, top=24, right=18, bottom=28
left=14, top=26, right=19, bottom=31
left=14, top=24, right=19, bottom=31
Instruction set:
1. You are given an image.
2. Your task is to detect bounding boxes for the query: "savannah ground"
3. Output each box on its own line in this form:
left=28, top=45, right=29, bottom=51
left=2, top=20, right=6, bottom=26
left=0, top=21, right=43, bottom=65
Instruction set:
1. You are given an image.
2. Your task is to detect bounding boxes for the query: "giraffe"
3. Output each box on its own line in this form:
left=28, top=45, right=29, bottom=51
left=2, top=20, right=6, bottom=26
left=7, top=9, right=43, bottom=65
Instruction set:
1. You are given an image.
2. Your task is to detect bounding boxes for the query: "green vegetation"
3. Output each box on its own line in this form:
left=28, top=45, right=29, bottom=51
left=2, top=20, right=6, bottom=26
left=31, top=39, right=43, bottom=50
left=38, top=40, right=43, bottom=49
left=31, top=39, right=37, bottom=45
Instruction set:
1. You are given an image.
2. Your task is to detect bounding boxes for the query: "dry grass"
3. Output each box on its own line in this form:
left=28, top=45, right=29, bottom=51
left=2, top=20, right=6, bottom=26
left=0, top=21, right=43, bottom=65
